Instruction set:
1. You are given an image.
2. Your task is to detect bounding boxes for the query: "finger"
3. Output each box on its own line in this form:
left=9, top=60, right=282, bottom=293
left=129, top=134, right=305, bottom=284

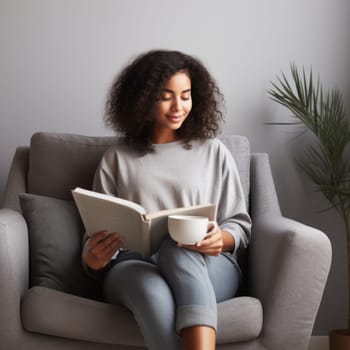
left=198, top=227, right=223, bottom=245
left=207, top=224, right=218, bottom=235
left=104, top=239, right=123, bottom=260
left=96, top=236, right=120, bottom=251
left=100, top=233, right=122, bottom=246
left=205, top=221, right=218, bottom=236
left=89, top=230, right=109, bottom=243
left=196, top=233, right=219, bottom=247
left=90, top=232, right=120, bottom=247
left=195, top=242, right=223, bottom=254
left=181, top=244, right=221, bottom=256
left=91, top=238, right=122, bottom=261
left=90, top=234, right=123, bottom=256
left=178, top=236, right=215, bottom=249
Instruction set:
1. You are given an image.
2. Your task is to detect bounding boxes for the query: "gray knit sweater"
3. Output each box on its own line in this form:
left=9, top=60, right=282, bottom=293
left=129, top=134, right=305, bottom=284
left=93, top=138, right=251, bottom=254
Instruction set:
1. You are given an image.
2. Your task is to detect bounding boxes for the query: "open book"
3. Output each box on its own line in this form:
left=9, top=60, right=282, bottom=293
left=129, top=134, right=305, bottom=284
left=72, top=187, right=216, bottom=257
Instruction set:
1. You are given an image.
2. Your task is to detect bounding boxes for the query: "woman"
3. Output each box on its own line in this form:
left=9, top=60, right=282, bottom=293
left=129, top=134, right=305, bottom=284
left=83, top=50, right=251, bottom=350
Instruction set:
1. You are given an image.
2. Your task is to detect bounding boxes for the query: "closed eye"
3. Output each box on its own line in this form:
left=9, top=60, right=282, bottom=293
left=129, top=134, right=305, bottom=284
left=181, top=89, right=191, bottom=101
left=160, top=88, right=191, bottom=102
left=160, top=93, right=172, bottom=101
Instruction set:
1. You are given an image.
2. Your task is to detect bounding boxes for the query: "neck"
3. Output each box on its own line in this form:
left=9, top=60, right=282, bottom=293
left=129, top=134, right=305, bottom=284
left=152, top=131, right=179, bottom=144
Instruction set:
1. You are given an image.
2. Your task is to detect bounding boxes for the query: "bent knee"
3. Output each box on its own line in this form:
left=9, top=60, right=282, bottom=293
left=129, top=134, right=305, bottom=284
left=104, top=260, right=172, bottom=304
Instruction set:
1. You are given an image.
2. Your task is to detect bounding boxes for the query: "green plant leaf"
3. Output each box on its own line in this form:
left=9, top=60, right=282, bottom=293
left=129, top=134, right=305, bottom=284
left=268, top=64, right=350, bottom=238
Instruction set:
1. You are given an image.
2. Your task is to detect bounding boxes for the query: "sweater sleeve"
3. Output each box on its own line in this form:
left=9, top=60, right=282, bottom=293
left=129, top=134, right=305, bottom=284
left=216, top=144, right=252, bottom=255
left=92, top=147, right=119, bottom=196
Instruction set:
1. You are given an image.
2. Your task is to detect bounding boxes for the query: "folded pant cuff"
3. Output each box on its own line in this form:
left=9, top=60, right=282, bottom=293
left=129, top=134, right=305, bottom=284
left=176, top=305, right=217, bottom=334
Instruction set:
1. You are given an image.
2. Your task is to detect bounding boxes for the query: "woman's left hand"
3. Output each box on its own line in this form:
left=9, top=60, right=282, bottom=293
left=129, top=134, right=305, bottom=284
left=178, top=225, right=224, bottom=256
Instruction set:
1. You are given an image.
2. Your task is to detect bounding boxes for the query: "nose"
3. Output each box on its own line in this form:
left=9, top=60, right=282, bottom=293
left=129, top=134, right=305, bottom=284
left=171, top=96, right=182, bottom=111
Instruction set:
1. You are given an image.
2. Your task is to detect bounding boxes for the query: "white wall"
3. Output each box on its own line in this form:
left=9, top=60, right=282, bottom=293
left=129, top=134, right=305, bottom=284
left=1, top=0, right=349, bottom=335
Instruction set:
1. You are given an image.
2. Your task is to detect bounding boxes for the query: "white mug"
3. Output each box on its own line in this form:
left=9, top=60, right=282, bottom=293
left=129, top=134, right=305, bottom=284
left=168, top=215, right=217, bottom=245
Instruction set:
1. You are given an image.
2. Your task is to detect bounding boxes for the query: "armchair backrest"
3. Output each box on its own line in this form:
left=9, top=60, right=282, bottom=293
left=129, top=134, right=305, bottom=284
left=4, top=132, right=250, bottom=209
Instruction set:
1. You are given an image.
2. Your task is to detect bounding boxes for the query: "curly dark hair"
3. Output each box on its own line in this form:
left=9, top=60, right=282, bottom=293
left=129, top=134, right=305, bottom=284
left=105, top=50, right=224, bottom=153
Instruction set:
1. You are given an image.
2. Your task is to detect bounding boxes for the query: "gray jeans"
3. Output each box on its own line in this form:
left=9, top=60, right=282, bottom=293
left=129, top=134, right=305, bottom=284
left=103, top=236, right=242, bottom=350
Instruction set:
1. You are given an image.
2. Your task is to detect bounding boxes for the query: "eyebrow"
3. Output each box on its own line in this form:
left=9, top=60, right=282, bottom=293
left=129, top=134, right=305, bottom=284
left=162, top=88, right=191, bottom=94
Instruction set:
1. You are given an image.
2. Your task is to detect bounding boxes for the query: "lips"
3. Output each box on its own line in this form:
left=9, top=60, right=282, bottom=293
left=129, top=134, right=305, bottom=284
left=167, top=115, right=183, bottom=123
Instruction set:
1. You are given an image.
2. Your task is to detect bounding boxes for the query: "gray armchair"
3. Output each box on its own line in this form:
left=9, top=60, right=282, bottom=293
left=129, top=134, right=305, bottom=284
left=0, top=132, right=331, bottom=350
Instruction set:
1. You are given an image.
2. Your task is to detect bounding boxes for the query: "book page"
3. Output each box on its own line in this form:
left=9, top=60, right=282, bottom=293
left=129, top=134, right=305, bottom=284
left=72, top=188, right=146, bottom=254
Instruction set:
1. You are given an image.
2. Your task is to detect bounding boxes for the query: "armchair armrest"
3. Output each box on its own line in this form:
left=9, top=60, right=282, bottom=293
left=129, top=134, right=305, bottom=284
left=0, top=208, right=29, bottom=343
left=249, top=153, right=332, bottom=350
left=2, top=146, right=29, bottom=211
left=249, top=215, right=331, bottom=350
left=249, top=153, right=282, bottom=218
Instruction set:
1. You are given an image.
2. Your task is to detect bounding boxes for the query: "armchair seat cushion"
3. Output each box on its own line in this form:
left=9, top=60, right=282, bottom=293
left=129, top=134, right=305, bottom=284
left=21, top=286, right=263, bottom=345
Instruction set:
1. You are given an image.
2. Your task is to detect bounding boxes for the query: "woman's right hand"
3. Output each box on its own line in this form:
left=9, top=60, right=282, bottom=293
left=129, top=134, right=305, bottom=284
left=84, top=231, right=124, bottom=271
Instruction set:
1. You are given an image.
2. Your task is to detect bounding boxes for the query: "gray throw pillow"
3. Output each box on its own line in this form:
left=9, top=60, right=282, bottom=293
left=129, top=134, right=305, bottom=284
left=19, top=193, right=101, bottom=299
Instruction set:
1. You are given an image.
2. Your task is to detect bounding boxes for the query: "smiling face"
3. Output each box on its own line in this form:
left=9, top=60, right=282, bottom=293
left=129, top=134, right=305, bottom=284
left=150, top=71, right=192, bottom=144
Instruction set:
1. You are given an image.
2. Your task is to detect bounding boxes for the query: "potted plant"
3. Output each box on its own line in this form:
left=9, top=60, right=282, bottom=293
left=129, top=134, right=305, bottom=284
left=268, top=64, right=350, bottom=350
